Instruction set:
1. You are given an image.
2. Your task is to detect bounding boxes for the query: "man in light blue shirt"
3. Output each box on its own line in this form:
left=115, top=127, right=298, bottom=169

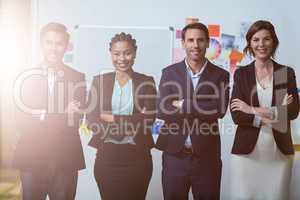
left=156, top=22, right=230, bottom=200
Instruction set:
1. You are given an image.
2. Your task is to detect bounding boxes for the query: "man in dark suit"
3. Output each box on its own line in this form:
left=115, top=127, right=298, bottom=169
left=156, top=22, right=230, bottom=200
left=13, top=23, right=86, bottom=200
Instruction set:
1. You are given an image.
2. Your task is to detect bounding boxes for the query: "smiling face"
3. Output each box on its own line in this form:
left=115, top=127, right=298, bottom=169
left=250, top=29, right=274, bottom=61
left=41, top=31, right=68, bottom=66
left=182, top=28, right=209, bottom=63
left=110, top=40, right=136, bottom=72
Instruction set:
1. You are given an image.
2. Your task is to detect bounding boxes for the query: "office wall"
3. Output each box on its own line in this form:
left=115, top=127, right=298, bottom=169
left=33, top=0, right=300, bottom=199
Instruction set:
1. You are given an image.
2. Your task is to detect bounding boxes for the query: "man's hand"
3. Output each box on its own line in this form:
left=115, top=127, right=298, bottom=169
left=100, top=113, right=114, bottom=123
left=67, top=100, right=80, bottom=114
left=172, top=100, right=184, bottom=109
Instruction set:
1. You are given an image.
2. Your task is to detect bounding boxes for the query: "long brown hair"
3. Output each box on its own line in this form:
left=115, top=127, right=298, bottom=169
left=243, top=20, right=279, bottom=58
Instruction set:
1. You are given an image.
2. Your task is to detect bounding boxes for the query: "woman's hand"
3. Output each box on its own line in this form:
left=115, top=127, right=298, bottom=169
left=252, top=107, right=273, bottom=119
left=261, top=94, right=293, bottom=125
left=261, top=117, right=275, bottom=126
left=66, top=100, right=80, bottom=114
left=100, top=114, right=114, bottom=122
left=231, top=98, right=253, bottom=114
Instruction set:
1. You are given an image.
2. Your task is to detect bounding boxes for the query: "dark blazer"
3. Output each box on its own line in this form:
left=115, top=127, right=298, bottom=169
left=231, top=60, right=300, bottom=155
left=87, top=71, right=156, bottom=157
left=156, top=60, right=230, bottom=160
left=13, top=64, right=86, bottom=171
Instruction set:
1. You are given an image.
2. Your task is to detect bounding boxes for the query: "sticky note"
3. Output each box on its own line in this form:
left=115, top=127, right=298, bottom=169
left=208, top=25, right=220, bottom=37
left=230, top=49, right=244, bottom=62
left=176, top=29, right=182, bottom=39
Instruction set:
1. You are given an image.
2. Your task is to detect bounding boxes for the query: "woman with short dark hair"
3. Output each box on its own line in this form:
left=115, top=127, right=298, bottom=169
left=86, top=32, right=157, bottom=200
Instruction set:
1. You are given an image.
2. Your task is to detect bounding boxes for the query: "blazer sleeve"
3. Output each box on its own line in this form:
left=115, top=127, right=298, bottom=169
left=14, top=101, right=48, bottom=135
left=230, top=68, right=256, bottom=126
left=156, top=68, right=184, bottom=124
left=71, top=72, right=86, bottom=128
left=275, top=67, right=300, bottom=122
left=74, top=72, right=87, bottom=113
left=45, top=71, right=87, bottom=129
left=14, top=75, right=48, bottom=135
left=86, top=76, right=102, bottom=134
left=181, top=70, right=230, bottom=121
left=157, top=68, right=229, bottom=123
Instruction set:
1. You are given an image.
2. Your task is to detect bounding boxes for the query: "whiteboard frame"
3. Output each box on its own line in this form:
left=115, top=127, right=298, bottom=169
left=73, top=24, right=174, bottom=67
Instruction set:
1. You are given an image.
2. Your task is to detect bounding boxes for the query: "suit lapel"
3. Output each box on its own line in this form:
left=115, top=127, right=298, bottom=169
left=248, top=62, right=260, bottom=107
left=131, top=72, right=139, bottom=114
left=101, top=73, right=115, bottom=112
left=247, top=60, right=286, bottom=107
left=272, top=61, right=286, bottom=106
left=175, top=60, right=194, bottom=97
left=194, top=61, right=211, bottom=92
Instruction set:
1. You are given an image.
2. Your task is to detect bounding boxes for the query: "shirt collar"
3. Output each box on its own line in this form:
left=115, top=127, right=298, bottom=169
left=185, top=58, right=207, bottom=77
left=40, top=64, right=56, bottom=76
left=40, top=62, right=65, bottom=71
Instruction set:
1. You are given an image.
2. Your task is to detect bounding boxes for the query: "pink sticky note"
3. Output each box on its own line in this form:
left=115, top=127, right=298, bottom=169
left=176, top=29, right=182, bottom=39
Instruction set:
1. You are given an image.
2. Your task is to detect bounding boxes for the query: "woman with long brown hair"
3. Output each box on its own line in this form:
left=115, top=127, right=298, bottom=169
left=230, top=20, right=299, bottom=199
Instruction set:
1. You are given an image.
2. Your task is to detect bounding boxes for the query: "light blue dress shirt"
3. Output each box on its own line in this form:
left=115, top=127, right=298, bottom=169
left=111, top=79, right=134, bottom=115
left=184, top=59, right=208, bottom=148
left=104, top=77, right=135, bottom=144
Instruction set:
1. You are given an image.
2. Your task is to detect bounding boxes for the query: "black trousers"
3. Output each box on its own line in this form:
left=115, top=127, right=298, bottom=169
left=162, top=152, right=222, bottom=200
left=94, top=157, right=153, bottom=200
left=20, top=167, right=78, bottom=200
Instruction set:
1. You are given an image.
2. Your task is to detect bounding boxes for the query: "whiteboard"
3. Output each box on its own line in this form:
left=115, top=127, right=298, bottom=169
left=72, top=25, right=174, bottom=86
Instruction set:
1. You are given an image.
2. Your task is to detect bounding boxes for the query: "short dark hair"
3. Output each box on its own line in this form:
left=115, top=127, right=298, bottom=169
left=109, top=32, right=137, bottom=52
left=181, top=22, right=209, bottom=41
left=244, top=20, right=279, bottom=58
left=40, top=22, right=70, bottom=43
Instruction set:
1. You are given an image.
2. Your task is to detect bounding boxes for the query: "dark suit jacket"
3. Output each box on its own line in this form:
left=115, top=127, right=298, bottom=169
left=156, top=60, right=230, bottom=160
left=13, top=64, right=86, bottom=171
left=231, top=61, right=300, bottom=155
left=87, top=71, right=156, bottom=158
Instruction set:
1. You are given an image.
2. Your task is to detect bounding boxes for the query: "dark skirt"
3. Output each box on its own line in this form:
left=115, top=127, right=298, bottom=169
left=94, top=143, right=153, bottom=200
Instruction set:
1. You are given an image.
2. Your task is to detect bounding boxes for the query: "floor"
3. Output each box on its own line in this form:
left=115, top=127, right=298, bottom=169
left=0, top=169, right=21, bottom=200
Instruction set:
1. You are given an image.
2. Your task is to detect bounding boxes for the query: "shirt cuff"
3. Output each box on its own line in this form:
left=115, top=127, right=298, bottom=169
left=270, top=106, right=278, bottom=121
left=253, top=115, right=262, bottom=128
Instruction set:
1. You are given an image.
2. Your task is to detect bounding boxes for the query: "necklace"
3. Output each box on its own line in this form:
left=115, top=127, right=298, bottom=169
left=255, top=60, right=273, bottom=89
